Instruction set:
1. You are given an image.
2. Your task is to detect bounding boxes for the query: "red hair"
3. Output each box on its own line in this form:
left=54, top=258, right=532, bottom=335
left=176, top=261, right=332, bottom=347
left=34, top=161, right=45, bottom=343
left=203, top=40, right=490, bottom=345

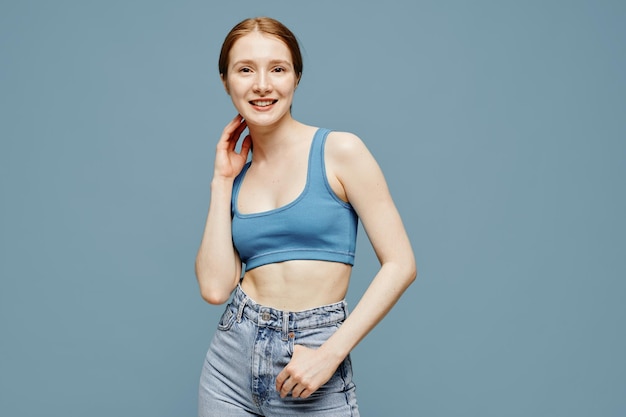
left=218, top=17, right=303, bottom=82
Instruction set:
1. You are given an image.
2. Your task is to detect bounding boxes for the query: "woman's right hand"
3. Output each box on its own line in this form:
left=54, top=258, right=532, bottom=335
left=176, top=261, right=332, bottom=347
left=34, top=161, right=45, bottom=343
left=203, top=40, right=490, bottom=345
left=213, top=114, right=252, bottom=180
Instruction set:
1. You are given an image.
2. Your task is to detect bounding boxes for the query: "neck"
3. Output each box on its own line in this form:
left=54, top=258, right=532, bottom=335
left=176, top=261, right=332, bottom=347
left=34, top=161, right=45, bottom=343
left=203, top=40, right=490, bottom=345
left=247, top=116, right=305, bottom=162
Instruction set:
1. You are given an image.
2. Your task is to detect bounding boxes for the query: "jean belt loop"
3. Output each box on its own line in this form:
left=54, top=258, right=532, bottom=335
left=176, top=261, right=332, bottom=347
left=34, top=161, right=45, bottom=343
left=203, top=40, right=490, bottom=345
left=236, top=296, right=248, bottom=323
left=282, top=310, right=290, bottom=341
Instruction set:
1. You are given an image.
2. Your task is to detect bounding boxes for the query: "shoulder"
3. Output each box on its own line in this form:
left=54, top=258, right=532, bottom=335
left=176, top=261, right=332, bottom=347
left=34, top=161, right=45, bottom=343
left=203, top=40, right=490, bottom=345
left=324, top=130, right=370, bottom=161
left=324, top=130, right=383, bottom=189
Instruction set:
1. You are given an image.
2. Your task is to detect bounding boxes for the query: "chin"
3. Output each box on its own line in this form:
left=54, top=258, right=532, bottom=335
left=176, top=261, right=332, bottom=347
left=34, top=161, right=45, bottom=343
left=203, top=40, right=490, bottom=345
left=241, top=111, right=290, bottom=127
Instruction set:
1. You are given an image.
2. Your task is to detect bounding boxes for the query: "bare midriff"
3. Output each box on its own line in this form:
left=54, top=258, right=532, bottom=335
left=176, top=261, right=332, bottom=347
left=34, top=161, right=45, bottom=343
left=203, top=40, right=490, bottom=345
left=240, top=260, right=352, bottom=311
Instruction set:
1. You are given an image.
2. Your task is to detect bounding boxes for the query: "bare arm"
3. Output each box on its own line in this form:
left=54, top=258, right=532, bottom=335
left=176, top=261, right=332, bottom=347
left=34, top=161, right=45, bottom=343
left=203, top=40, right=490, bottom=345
left=321, top=132, right=417, bottom=354
left=195, top=115, right=251, bottom=304
left=276, top=132, right=417, bottom=398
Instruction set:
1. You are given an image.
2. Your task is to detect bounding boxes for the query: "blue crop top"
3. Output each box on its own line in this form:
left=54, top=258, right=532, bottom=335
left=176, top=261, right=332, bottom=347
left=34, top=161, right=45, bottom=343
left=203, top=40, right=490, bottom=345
left=231, top=128, right=358, bottom=271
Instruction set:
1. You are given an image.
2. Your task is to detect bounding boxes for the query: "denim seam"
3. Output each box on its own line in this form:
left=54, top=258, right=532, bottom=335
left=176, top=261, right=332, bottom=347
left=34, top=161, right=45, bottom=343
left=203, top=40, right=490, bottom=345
left=236, top=295, right=249, bottom=323
left=340, top=359, right=354, bottom=417
left=282, top=311, right=289, bottom=341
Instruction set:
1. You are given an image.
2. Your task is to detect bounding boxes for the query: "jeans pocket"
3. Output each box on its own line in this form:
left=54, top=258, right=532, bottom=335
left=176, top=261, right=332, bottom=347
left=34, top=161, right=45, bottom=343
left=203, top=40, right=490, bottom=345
left=217, top=303, right=237, bottom=331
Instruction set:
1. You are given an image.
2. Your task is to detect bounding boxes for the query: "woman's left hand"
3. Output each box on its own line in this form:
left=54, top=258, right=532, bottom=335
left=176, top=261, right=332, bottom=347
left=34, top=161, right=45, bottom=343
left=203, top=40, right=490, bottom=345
left=275, top=344, right=341, bottom=399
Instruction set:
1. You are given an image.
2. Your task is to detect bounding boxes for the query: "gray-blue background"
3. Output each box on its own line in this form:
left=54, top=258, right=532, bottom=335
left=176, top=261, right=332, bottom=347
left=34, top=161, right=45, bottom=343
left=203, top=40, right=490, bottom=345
left=1, top=1, right=624, bottom=416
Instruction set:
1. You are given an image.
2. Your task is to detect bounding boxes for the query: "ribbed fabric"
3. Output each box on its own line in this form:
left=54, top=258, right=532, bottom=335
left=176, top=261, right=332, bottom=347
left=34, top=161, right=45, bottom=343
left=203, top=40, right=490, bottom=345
left=231, top=128, right=358, bottom=272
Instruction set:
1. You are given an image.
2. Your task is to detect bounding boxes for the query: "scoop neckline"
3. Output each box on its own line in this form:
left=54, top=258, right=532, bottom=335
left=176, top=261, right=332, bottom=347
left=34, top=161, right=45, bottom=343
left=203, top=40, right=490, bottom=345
left=233, top=128, right=321, bottom=218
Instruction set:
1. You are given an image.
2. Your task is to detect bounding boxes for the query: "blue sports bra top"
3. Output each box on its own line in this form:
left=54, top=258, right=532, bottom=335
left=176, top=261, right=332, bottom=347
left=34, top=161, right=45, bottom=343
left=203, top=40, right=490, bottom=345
left=231, top=128, right=358, bottom=272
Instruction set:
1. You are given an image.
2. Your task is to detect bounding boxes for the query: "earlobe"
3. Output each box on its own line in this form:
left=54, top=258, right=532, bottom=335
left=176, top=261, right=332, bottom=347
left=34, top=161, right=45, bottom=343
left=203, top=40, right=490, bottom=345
left=295, top=73, right=302, bottom=89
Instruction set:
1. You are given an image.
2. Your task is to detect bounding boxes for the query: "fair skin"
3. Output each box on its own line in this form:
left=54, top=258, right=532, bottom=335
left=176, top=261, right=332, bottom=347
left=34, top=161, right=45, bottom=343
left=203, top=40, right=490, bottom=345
left=195, top=30, right=416, bottom=399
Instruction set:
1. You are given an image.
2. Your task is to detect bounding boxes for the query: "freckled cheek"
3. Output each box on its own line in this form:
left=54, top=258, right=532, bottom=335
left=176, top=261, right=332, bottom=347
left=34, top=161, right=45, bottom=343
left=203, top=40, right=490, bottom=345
left=225, top=77, right=250, bottom=94
left=230, top=89, right=252, bottom=108
left=230, top=99, right=249, bottom=115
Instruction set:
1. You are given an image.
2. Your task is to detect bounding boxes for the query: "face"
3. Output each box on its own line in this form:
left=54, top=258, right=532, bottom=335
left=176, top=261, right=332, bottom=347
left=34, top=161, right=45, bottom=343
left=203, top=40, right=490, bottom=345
left=222, top=32, right=299, bottom=128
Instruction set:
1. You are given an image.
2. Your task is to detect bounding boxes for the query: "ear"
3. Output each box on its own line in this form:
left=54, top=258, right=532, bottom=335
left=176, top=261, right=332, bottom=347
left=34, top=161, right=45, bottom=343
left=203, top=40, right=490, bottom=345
left=221, top=73, right=230, bottom=95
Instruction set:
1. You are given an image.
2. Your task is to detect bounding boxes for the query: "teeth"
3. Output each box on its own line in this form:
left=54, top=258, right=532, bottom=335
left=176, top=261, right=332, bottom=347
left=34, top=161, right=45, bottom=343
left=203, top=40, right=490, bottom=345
left=251, top=100, right=274, bottom=107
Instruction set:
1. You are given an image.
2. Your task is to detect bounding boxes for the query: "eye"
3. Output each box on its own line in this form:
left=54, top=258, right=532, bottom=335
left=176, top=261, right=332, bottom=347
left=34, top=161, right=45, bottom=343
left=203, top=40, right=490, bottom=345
left=239, top=67, right=252, bottom=73
left=273, top=67, right=285, bottom=73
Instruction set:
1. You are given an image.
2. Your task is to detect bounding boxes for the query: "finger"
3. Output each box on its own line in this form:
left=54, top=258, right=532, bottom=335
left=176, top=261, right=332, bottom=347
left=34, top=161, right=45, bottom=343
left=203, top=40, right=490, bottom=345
left=280, top=378, right=297, bottom=398
left=229, top=113, right=243, bottom=126
left=291, top=385, right=307, bottom=398
left=217, top=122, right=239, bottom=151
left=219, top=115, right=244, bottom=143
left=276, top=372, right=298, bottom=399
left=275, top=368, right=288, bottom=391
left=223, top=114, right=242, bottom=133
left=227, top=119, right=247, bottom=148
left=239, top=134, right=252, bottom=158
left=231, top=118, right=248, bottom=141
left=221, top=118, right=247, bottom=152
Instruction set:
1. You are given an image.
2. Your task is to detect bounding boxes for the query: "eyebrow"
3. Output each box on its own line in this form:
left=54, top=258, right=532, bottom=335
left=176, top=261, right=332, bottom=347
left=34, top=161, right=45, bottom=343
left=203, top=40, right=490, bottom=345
left=231, top=59, right=292, bottom=67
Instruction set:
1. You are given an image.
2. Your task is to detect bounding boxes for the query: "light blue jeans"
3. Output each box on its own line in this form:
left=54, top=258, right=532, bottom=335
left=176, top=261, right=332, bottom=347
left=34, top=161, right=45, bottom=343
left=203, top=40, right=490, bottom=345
left=198, top=285, right=360, bottom=416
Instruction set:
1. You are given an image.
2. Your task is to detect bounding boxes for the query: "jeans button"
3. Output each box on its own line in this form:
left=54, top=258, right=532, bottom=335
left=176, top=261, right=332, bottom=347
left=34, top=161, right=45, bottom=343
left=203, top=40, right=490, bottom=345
left=262, top=311, right=271, bottom=321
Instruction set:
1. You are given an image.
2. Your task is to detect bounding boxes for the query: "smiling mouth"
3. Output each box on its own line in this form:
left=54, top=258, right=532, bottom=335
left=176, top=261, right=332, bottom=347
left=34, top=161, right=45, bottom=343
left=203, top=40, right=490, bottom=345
left=250, top=99, right=277, bottom=107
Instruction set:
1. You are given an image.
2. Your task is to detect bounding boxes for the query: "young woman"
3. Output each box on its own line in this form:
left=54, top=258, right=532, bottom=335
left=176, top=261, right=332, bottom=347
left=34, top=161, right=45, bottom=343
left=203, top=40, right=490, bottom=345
left=196, top=16, right=416, bottom=416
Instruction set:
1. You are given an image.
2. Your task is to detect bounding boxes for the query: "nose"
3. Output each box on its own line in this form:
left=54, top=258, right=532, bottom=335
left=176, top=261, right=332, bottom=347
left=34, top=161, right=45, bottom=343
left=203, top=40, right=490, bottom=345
left=253, top=71, right=272, bottom=94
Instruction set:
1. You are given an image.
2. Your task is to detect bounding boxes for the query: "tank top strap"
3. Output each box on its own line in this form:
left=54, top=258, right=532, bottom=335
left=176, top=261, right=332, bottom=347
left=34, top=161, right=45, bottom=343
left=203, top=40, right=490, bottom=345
left=231, top=161, right=251, bottom=214
left=307, top=128, right=332, bottom=191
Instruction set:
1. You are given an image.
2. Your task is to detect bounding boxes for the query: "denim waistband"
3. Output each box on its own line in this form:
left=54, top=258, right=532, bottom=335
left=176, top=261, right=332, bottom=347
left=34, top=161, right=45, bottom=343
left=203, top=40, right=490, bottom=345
left=232, top=284, right=348, bottom=333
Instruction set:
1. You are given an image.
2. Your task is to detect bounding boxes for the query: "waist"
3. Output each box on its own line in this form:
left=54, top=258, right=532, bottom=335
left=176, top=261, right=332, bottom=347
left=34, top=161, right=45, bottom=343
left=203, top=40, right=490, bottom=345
left=232, top=284, right=348, bottom=330
left=241, top=260, right=351, bottom=311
